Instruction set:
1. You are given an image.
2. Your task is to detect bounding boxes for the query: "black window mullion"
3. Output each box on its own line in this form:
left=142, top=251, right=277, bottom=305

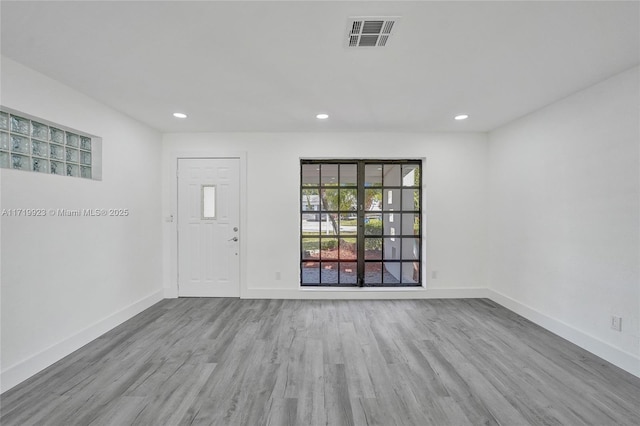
left=399, top=188, right=404, bottom=267
left=337, top=165, right=341, bottom=285
left=356, top=160, right=365, bottom=286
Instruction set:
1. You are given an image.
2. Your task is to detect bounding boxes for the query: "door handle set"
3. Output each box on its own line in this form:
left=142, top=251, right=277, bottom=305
left=228, top=237, right=238, bottom=242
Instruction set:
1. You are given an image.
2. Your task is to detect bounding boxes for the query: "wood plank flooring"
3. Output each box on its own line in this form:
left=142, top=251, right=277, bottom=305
left=2, top=298, right=639, bottom=425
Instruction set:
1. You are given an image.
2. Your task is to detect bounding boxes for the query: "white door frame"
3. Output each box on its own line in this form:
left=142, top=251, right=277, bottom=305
left=164, top=150, right=248, bottom=298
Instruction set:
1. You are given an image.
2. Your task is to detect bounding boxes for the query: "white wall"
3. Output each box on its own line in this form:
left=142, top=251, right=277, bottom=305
left=2, top=57, right=637, bottom=394
left=162, top=132, right=489, bottom=299
left=0, top=58, right=164, bottom=391
left=488, top=66, right=640, bottom=375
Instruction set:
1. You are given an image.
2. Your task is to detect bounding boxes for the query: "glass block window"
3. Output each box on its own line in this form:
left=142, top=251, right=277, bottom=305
left=0, top=107, right=100, bottom=180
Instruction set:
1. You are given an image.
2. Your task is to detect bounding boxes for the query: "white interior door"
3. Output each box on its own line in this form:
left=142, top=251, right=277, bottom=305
left=178, top=158, right=240, bottom=297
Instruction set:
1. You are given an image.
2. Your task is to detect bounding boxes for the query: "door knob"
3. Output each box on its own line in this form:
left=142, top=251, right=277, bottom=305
left=229, top=237, right=238, bottom=242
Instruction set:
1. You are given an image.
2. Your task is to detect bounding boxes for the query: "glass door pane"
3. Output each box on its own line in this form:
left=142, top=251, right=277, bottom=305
left=202, top=185, right=216, bottom=219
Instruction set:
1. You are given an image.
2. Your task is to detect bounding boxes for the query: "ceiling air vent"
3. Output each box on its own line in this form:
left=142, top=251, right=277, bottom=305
left=346, top=17, right=400, bottom=48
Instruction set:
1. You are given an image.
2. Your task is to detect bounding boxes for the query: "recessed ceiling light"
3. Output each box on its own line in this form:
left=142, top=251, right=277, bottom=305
left=173, top=112, right=187, bottom=119
left=454, top=114, right=469, bottom=120
left=316, top=113, right=329, bottom=120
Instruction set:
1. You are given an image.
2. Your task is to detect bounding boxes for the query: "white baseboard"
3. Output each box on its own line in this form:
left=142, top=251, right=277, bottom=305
left=241, top=287, right=490, bottom=300
left=0, top=290, right=164, bottom=393
left=487, top=289, right=640, bottom=378
left=13, top=286, right=631, bottom=395
left=164, top=286, right=178, bottom=298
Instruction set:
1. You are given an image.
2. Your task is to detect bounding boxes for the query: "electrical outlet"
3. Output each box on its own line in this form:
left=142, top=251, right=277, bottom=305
left=431, top=271, right=438, bottom=279
left=611, top=315, right=622, bottom=332
left=275, top=271, right=281, bottom=280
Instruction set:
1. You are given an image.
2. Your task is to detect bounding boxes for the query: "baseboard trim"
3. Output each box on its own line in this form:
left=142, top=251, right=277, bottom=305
left=242, top=287, right=490, bottom=300
left=0, top=290, right=164, bottom=393
left=20, top=286, right=632, bottom=386
left=487, top=289, right=640, bottom=378
left=164, top=286, right=178, bottom=298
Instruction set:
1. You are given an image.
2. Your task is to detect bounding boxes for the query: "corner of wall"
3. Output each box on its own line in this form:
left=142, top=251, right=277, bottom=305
left=1, top=57, right=165, bottom=393
left=487, top=289, right=640, bottom=378
left=0, top=290, right=163, bottom=393
left=485, top=66, right=640, bottom=378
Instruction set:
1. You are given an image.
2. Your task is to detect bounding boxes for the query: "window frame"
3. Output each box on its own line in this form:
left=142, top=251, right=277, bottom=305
left=300, top=159, right=423, bottom=287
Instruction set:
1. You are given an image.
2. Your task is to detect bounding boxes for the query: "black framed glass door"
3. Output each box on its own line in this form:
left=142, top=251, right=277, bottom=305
left=300, top=160, right=422, bottom=287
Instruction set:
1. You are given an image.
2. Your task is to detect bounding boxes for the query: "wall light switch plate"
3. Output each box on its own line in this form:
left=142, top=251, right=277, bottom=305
left=611, top=315, right=622, bottom=332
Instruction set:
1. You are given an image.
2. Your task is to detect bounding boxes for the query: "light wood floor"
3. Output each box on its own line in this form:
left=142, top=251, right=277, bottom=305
left=2, top=298, right=639, bottom=425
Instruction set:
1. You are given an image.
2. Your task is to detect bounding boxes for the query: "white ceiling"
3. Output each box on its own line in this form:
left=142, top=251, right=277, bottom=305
left=1, top=1, right=638, bottom=133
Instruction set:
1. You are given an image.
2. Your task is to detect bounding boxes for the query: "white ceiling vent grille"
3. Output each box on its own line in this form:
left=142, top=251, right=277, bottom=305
left=346, top=17, right=400, bottom=48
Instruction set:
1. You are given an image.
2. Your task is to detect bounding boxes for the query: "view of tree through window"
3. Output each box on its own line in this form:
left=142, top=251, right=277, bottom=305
left=301, top=160, right=422, bottom=287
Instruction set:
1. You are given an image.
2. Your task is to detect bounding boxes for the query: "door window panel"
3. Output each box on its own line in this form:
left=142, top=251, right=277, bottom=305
left=402, top=164, right=420, bottom=186
left=302, top=262, right=320, bottom=284
left=340, top=164, right=357, bottom=186
left=302, top=164, right=319, bottom=186
left=383, top=164, right=401, bottom=186
left=402, top=189, right=420, bottom=211
left=320, top=214, right=339, bottom=236
left=364, top=262, right=382, bottom=284
left=340, top=188, right=357, bottom=211
left=320, top=188, right=339, bottom=211
left=302, top=239, right=320, bottom=260
left=364, top=164, right=382, bottom=187
left=320, top=164, right=339, bottom=186
left=384, top=188, right=401, bottom=210
left=339, top=238, right=357, bottom=260
left=341, top=262, right=358, bottom=284
left=321, top=262, right=339, bottom=284
left=202, top=185, right=216, bottom=219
